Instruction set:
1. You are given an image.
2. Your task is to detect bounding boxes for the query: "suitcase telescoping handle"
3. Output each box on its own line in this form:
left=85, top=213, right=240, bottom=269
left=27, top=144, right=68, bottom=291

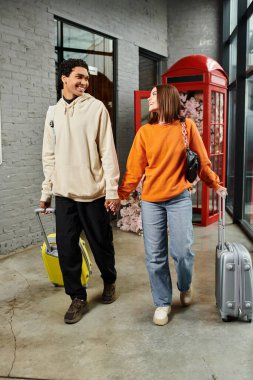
left=34, top=208, right=55, bottom=253
left=218, top=193, right=226, bottom=250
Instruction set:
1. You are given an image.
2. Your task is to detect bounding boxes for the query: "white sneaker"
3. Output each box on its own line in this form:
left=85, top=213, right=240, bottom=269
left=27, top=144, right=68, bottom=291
left=153, top=306, right=171, bottom=326
left=180, top=286, right=193, bottom=306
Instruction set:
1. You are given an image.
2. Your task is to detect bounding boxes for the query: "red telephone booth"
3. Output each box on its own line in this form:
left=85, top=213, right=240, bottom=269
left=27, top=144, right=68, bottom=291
left=161, top=55, right=227, bottom=226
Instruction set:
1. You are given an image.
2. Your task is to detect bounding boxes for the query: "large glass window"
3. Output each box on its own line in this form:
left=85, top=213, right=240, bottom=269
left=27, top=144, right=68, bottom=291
left=223, top=0, right=253, bottom=240
left=230, top=0, right=238, bottom=33
left=247, top=13, right=253, bottom=70
left=55, top=18, right=115, bottom=134
left=227, top=88, right=236, bottom=211
left=229, top=35, right=237, bottom=83
left=223, top=0, right=253, bottom=239
left=243, top=77, right=253, bottom=226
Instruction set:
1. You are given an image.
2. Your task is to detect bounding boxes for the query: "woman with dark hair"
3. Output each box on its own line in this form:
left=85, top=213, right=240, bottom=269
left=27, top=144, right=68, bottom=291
left=115, top=84, right=226, bottom=326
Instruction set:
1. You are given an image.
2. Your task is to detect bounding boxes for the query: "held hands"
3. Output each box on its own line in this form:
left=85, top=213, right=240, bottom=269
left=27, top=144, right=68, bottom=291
left=216, top=185, right=228, bottom=198
left=104, top=199, right=121, bottom=215
left=39, top=200, right=51, bottom=213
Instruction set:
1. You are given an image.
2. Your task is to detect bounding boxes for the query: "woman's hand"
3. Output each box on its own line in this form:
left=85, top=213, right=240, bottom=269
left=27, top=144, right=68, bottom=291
left=216, top=185, right=228, bottom=197
left=104, top=199, right=121, bottom=215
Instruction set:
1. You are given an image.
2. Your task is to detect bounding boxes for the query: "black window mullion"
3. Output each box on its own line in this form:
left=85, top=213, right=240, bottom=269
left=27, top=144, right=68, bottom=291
left=238, top=0, right=247, bottom=20
left=233, top=4, right=247, bottom=222
left=222, top=1, right=230, bottom=77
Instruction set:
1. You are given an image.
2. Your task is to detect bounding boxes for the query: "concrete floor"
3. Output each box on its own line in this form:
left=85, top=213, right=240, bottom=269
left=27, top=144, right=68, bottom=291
left=1, top=216, right=253, bottom=380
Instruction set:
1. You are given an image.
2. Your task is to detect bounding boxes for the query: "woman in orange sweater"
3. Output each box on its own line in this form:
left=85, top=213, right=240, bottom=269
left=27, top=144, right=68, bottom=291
left=116, top=84, right=226, bottom=326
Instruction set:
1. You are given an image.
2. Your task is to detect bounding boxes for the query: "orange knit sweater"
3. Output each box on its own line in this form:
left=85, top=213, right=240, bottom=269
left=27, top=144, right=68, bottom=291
left=118, top=118, right=220, bottom=202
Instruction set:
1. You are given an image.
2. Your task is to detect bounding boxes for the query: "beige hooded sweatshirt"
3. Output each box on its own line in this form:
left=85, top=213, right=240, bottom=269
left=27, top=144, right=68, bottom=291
left=41, top=93, right=120, bottom=202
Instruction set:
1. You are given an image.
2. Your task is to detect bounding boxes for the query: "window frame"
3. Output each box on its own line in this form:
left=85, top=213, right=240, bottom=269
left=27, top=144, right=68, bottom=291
left=223, top=0, right=253, bottom=240
left=54, top=16, right=117, bottom=139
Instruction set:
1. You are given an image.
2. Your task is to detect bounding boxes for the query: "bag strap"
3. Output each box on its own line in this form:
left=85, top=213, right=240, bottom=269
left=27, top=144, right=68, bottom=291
left=181, top=120, right=189, bottom=149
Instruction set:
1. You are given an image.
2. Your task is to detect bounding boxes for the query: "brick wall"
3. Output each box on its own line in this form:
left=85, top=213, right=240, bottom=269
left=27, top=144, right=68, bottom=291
left=0, top=0, right=56, bottom=254
left=0, top=0, right=168, bottom=254
left=0, top=0, right=220, bottom=254
left=167, top=0, right=222, bottom=66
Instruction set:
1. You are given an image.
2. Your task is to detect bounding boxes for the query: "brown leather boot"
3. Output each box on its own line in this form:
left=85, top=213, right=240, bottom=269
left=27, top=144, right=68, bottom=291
left=102, top=282, right=116, bottom=304
left=64, top=298, right=88, bottom=324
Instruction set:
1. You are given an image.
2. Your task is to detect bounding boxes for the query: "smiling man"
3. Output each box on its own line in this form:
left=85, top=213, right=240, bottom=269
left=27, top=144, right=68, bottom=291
left=39, top=59, right=120, bottom=324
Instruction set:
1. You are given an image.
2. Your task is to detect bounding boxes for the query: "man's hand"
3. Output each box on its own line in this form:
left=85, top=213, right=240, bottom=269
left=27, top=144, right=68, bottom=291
left=104, top=199, right=121, bottom=215
left=39, top=200, right=51, bottom=213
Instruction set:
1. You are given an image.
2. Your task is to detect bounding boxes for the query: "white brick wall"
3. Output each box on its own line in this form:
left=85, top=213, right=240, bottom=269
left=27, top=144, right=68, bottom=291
left=0, top=0, right=56, bottom=254
left=0, top=0, right=220, bottom=254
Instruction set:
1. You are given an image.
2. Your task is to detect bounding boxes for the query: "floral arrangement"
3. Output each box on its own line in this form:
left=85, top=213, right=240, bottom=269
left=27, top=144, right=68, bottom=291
left=179, top=91, right=203, bottom=136
left=117, top=180, right=143, bottom=235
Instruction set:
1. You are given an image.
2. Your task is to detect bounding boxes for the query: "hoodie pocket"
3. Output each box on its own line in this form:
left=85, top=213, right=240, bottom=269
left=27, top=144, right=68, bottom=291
left=53, top=165, right=105, bottom=199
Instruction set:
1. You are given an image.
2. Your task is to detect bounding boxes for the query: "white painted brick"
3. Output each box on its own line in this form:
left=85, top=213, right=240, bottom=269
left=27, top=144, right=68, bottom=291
left=0, top=0, right=220, bottom=254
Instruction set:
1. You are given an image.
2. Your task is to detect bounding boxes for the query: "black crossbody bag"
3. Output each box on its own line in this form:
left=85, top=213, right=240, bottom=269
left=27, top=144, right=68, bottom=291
left=181, top=120, right=199, bottom=183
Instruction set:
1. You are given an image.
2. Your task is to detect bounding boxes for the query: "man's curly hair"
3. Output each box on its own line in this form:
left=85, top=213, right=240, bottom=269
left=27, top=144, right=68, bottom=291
left=58, top=58, right=89, bottom=90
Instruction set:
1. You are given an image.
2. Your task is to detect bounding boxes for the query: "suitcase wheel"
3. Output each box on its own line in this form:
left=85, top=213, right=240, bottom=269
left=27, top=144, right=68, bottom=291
left=247, top=318, right=252, bottom=323
left=222, top=316, right=233, bottom=322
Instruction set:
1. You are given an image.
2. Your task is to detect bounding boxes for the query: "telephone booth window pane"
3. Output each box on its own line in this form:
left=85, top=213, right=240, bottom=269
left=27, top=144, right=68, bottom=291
left=243, top=77, right=253, bottom=226
left=211, top=92, right=224, bottom=154
left=179, top=90, right=203, bottom=137
left=246, top=14, right=253, bottom=70
left=220, top=93, right=224, bottom=124
left=229, top=35, right=237, bottom=83
left=191, top=182, right=202, bottom=224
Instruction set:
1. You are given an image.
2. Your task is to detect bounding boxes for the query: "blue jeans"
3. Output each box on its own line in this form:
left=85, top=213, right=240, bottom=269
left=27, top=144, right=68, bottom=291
left=141, top=190, right=194, bottom=307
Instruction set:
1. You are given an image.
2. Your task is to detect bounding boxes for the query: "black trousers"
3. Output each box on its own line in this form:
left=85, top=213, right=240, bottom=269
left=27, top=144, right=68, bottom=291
left=55, top=196, right=117, bottom=300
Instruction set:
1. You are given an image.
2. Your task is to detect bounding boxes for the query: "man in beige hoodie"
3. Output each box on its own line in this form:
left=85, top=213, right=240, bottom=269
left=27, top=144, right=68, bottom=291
left=40, top=59, right=120, bottom=324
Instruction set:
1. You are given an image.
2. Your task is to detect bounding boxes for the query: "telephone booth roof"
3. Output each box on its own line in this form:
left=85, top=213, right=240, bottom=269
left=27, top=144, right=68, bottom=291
left=162, top=55, right=228, bottom=84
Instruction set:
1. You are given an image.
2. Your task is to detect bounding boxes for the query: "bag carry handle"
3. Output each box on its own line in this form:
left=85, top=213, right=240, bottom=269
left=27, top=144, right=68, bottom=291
left=34, top=208, right=55, bottom=253
left=217, top=193, right=226, bottom=250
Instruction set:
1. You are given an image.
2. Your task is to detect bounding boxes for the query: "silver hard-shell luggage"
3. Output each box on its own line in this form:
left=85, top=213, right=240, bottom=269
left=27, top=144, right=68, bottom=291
left=215, top=195, right=253, bottom=322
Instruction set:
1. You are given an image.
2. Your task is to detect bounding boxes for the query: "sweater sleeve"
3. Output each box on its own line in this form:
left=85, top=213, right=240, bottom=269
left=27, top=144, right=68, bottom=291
left=118, top=129, right=148, bottom=199
left=188, top=120, right=221, bottom=190
left=40, top=107, right=55, bottom=202
left=98, top=107, right=120, bottom=199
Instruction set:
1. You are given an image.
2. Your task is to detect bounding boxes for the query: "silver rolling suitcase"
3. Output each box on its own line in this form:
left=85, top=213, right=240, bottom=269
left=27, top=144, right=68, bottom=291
left=215, top=195, right=253, bottom=322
